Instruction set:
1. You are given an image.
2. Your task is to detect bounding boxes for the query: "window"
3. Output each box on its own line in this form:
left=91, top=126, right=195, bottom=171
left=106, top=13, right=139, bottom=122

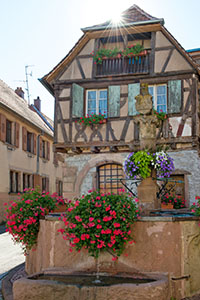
left=27, top=131, right=34, bottom=153
left=42, top=140, right=46, bottom=159
left=10, top=170, right=20, bottom=193
left=148, top=84, right=167, bottom=113
left=42, top=177, right=49, bottom=193
left=23, top=173, right=34, bottom=191
left=97, top=163, right=124, bottom=194
left=39, top=138, right=50, bottom=160
left=86, top=90, right=107, bottom=117
left=56, top=180, right=63, bottom=196
left=6, top=120, right=12, bottom=144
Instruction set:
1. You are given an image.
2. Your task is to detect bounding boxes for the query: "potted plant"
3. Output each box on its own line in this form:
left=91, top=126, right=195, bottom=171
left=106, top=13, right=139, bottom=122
left=123, top=150, right=175, bottom=180
left=161, top=193, right=186, bottom=209
left=122, top=44, right=145, bottom=59
left=4, top=188, right=66, bottom=254
left=58, top=189, right=140, bottom=260
left=76, top=113, right=106, bottom=126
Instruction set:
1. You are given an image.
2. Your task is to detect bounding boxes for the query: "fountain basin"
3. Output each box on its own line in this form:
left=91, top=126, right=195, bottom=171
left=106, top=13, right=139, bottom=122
left=13, top=272, right=169, bottom=300
left=25, top=216, right=200, bottom=299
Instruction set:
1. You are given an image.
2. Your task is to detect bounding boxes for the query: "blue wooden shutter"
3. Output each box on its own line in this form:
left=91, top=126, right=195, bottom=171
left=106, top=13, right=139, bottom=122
left=108, top=86, right=120, bottom=117
left=168, top=80, right=182, bottom=113
left=128, top=83, right=140, bottom=116
left=72, top=83, right=84, bottom=117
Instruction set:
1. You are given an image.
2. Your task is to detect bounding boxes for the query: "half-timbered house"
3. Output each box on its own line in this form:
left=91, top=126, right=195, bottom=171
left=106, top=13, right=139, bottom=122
left=41, top=5, right=200, bottom=205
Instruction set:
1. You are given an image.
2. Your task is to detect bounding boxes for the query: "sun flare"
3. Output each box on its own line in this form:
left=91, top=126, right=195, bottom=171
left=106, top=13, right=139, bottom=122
left=111, top=9, right=123, bottom=25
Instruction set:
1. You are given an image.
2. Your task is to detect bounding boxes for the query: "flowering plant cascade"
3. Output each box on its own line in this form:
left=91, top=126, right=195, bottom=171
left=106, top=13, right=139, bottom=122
left=190, top=196, right=200, bottom=216
left=124, top=150, right=175, bottom=180
left=91, top=44, right=145, bottom=64
left=5, top=189, right=66, bottom=254
left=77, top=113, right=106, bottom=126
left=161, top=193, right=186, bottom=209
left=153, top=109, right=167, bottom=121
left=58, top=190, right=140, bottom=260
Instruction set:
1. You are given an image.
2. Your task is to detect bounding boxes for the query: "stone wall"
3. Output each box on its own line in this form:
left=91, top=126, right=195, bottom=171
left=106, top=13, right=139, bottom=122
left=26, top=216, right=200, bottom=299
left=63, top=150, right=200, bottom=205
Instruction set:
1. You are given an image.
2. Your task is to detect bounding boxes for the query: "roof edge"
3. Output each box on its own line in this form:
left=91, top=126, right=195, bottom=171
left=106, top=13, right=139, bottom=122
left=186, top=48, right=200, bottom=53
left=81, top=18, right=164, bottom=32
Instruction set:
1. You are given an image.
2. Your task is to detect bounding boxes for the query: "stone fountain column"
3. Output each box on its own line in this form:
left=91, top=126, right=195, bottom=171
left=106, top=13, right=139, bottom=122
left=134, top=83, right=160, bottom=213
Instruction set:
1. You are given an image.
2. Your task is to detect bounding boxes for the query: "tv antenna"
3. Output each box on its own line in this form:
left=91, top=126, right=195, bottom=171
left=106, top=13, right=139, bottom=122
left=25, top=65, right=34, bottom=105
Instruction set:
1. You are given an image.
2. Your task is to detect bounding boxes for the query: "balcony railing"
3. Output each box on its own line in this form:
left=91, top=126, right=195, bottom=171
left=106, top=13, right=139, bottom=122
left=96, top=53, right=150, bottom=76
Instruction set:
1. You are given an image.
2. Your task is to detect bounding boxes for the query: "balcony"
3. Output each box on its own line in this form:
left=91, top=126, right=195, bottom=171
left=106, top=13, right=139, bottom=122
left=96, top=53, right=150, bottom=77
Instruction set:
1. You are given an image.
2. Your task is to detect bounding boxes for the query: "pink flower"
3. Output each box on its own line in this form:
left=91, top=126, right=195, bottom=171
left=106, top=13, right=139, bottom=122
left=89, top=217, right=94, bottom=222
left=105, top=205, right=111, bottom=212
left=90, top=240, right=96, bottom=244
left=88, top=222, right=95, bottom=227
left=75, top=216, right=82, bottom=222
left=114, top=223, right=120, bottom=228
left=112, top=256, right=118, bottom=261
left=103, top=216, right=112, bottom=222
left=73, top=238, right=80, bottom=244
left=97, top=224, right=102, bottom=229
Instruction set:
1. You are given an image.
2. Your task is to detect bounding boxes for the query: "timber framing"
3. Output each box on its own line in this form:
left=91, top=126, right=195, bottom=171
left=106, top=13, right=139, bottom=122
left=41, top=22, right=200, bottom=93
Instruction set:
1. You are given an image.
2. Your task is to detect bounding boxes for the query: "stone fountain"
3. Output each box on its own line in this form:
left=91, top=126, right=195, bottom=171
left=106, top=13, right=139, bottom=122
left=11, top=83, right=200, bottom=300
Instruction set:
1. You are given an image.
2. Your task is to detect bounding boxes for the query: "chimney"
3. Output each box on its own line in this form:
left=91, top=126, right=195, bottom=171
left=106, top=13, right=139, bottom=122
left=15, top=87, right=24, bottom=99
left=34, top=96, right=41, bottom=112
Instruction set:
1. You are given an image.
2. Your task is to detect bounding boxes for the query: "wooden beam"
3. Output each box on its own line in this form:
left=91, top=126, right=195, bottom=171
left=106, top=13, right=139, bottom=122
left=149, top=32, right=156, bottom=75
left=91, top=146, right=100, bottom=153
left=161, top=48, right=174, bottom=73
left=72, top=146, right=82, bottom=154
left=87, top=24, right=162, bottom=39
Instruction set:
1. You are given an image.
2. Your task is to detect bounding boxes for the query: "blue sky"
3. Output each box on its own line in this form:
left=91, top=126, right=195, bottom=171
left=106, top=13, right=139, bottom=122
left=0, top=0, right=199, bottom=120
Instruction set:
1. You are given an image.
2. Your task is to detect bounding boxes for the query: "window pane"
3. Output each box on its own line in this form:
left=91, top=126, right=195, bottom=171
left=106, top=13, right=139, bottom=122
left=157, top=95, right=166, bottom=105
left=156, top=85, right=167, bottom=112
left=99, top=90, right=107, bottom=116
left=88, top=91, right=97, bottom=115
left=148, top=87, right=155, bottom=108
left=157, top=85, right=166, bottom=95
left=99, top=90, right=107, bottom=99
left=148, top=86, right=154, bottom=96
left=88, top=91, right=96, bottom=100
left=157, top=105, right=167, bottom=113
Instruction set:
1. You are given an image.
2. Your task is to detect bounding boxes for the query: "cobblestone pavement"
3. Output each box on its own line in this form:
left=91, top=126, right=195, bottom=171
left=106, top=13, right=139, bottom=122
left=0, top=225, right=25, bottom=299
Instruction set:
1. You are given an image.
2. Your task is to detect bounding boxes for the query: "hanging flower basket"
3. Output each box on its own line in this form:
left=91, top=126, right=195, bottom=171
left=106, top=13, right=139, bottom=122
left=123, top=150, right=175, bottom=180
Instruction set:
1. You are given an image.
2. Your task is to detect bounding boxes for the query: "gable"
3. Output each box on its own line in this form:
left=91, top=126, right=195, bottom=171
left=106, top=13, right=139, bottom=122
left=58, top=39, right=94, bottom=81
left=154, top=31, right=193, bottom=74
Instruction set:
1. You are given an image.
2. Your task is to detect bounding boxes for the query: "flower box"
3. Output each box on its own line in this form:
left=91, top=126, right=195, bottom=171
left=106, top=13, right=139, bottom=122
left=53, top=204, right=68, bottom=213
left=161, top=203, right=174, bottom=210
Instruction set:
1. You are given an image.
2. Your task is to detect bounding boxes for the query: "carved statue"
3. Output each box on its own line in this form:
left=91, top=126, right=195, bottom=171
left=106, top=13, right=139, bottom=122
left=135, top=83, right=159, bottom=150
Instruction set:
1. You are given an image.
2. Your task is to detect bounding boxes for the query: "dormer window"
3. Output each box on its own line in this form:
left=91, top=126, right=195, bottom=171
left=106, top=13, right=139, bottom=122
left=86, top=90, right=108, bottom=117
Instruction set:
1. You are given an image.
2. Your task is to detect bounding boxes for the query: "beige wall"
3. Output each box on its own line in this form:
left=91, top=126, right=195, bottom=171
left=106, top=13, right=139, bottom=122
left=0, top=107, right=63, bottom=222
left=155, top=31, right=192, bottom=73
